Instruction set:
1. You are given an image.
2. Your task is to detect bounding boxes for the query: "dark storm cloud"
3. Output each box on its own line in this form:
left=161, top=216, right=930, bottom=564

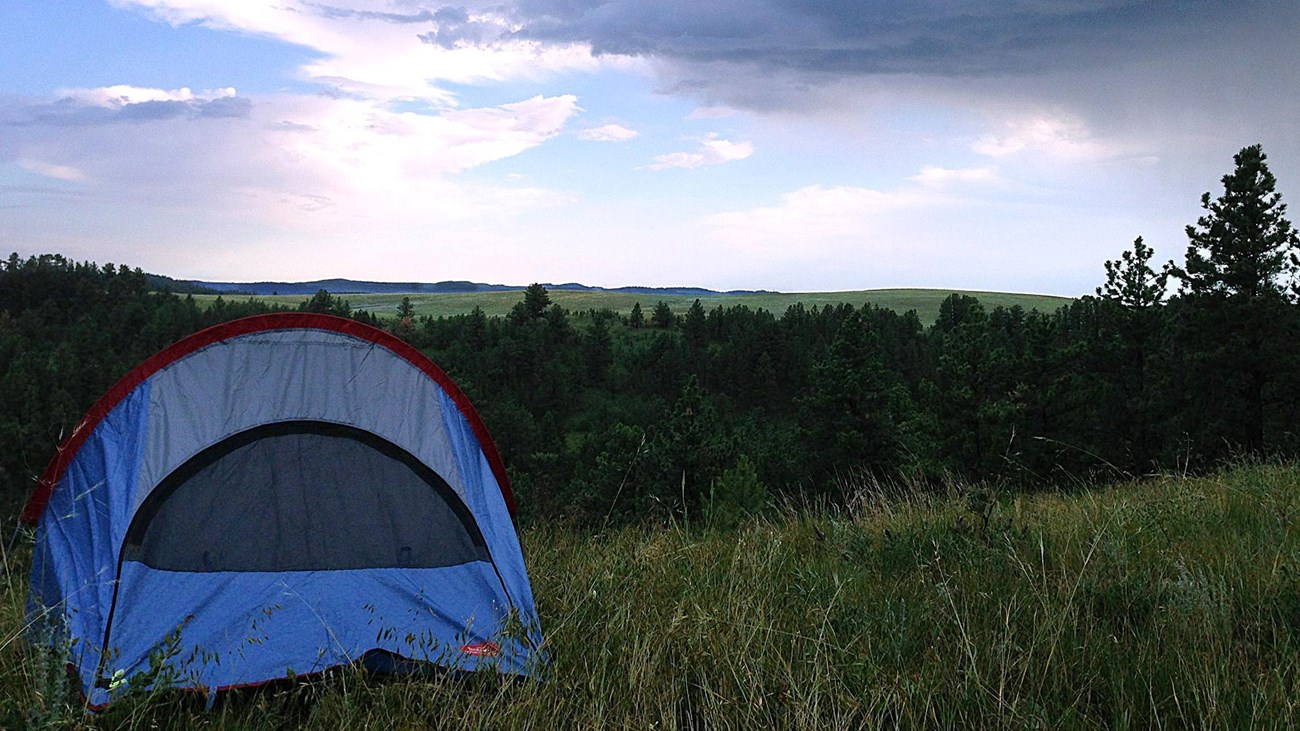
left=471, top=0, right=1298, bottom=121
left=290, top=0, right=1272, bottom=81
left=499, top=0, right=1268, bottom=75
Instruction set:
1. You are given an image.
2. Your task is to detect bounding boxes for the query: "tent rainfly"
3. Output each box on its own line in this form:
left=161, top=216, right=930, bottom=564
left=22, top=313, right=545, bottom=708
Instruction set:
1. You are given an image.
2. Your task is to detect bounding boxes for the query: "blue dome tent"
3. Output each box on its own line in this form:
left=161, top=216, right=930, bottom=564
left=22, top=313, right=544, bottom=708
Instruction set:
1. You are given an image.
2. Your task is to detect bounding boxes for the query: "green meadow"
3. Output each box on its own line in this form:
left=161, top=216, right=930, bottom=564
left=7, top=463, right=1300, bottom=729
left=189, top=288, right=1073, bottom=325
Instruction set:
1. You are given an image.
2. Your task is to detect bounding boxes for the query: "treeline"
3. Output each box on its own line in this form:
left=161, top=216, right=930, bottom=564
left=0, top=256, right=376, bottom=512
left=2, top=144, right=1298, bottom=525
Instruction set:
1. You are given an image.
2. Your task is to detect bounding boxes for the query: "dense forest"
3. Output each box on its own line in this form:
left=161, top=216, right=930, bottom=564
left=2, top=144, right=1298, bottom=526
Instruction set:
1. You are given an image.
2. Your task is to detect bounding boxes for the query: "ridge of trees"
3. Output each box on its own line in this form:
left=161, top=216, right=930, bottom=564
left=2, top=145, right=1297, bottom=525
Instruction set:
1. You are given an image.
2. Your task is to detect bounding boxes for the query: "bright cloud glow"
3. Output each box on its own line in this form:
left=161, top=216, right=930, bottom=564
left=111, top=0, right=612, bottom=101
left=649, top=134, right=753, bottom=171
left=254, top=94, right=580, bottom=207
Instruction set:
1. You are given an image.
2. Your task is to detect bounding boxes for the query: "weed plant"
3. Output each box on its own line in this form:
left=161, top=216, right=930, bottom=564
left=3, top=463, right=1300, bottom=728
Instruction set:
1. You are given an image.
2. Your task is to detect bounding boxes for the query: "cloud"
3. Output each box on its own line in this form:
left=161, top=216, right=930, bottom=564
left=4, top=86, right=250, bottom=127
left=18, top=160, right=87, bottom=182
left=3, top=2, right=608, bottom=282
left=649, top=133, right=753, bottom=170
left=1, top=81, right=590, bottom=284
left=199, top=96, right=254, bottom=119
left=973, top=114, right=1113, bottom=160
left=303, top=3, right=463, bottom=26
left=686, top=106, right=737, bottom=120
left=230, top=93, right=582, bottom=214
left=705, top=161, right=1011, bottom=257
left=413, top=6, right=506, bottom=49
left=277, top=192, right=335, bottom=212
left=493, top=0, right=1300, bottom=171
left=16, top=0, right=1294, bottom=294
left=577, top=122, right=638, bottom=141
left=507, top=1, right=1260, bottom=77
left=1, top=88, right=581, bottom=245
left=59, top=84, right=229, bottom=106
left=111, top=0, right=618, bottom=102
left=695, top=166, right=1158, bottom=293
left=909, top=165, right=997, bottom=187
left=706, top=184, right=924, bottom=253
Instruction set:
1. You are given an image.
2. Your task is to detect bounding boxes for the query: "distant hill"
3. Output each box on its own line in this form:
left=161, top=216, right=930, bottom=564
left=182, top=278, right=515, bottom=296
left=145, top=274, right=220, bottom=295
left=180, top=278, right=774, bottom=297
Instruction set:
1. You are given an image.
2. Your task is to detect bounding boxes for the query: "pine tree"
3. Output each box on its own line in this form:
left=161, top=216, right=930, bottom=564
left=522, top=283, right=552, bottom=319
left=1095, top=237, right=1169, bottom=469
left=1174, top=144, right=1299, bottom=300
left=650, top=301, right=674, bottom=328
left=1169, top=144, right=1300, bottom=455
left=804, top=311, right=907, bottom=478
left=301, top=289, right=350, bottom=316
left=683, top=299, right=707, bottom=347
left=1098, top=237, right=1170, bottom=309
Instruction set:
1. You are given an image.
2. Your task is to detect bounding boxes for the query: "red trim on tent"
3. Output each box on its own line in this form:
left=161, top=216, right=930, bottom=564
left=20, top=313, right=516, bottom=525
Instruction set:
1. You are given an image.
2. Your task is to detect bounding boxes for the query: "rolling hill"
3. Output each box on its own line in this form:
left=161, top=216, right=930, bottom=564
left=184, top=287, right=1073, bottom=326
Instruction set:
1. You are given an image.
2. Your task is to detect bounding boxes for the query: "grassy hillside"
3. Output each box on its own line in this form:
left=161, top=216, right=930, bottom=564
left=187, top=288, right=1073, bottom=325
left=6, top=463, right=1300, bottom=728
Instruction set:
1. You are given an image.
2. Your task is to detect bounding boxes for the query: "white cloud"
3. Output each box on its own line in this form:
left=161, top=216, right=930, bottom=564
left=0, top=88, right=582, bottom=278
left=909, top=165, right=997, bottom=187
left=973, top=114, right=1113, bottom=160
left=649, top=133, right=753, bottom=171
left=56, top=84, right=235, bottom=107
left=578, top=123, right=638, bottom=142
left=235, top=93, right=582, bottom=218
left=18, top=160, right=87, bottom=181
left=4, top=0, right=606, bottom=286
left=110, top=0, right=617, bottom=103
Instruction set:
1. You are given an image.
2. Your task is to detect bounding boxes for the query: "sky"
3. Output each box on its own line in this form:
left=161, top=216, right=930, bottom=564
left=2, top=1, right=1298, bottom=294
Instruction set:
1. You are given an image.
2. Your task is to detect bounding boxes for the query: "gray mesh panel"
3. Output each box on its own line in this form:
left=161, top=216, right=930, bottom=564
left=122, top=422, right=488, bottom=572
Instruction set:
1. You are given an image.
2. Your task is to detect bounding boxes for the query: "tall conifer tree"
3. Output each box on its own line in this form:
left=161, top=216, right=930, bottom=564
left=1170, top=145, right=1300, bottom=454
left=1174, top=144, right=1298, bottom=299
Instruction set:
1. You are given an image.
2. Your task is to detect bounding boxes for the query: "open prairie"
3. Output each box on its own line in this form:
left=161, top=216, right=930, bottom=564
left=189, top=288, right=1073, bottom=324
left=8, top=464, right=1300, bottom=728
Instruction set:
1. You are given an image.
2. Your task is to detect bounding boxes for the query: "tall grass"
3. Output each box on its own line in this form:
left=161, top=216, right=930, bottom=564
left=4, top=463, right=1300, bottom=728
